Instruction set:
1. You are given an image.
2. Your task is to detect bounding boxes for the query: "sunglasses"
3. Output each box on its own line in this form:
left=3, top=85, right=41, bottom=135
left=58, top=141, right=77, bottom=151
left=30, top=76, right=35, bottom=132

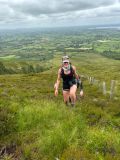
left=64, top=62, right=69, bottom=64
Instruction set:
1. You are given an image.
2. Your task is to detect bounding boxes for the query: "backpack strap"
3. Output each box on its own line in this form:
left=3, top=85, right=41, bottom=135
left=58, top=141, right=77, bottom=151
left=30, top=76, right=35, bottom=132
left=60, top=67, right=64, bottom=78
left=70, top=65, right=75, bottom=76
left=60, top=65, right=75, bottom=77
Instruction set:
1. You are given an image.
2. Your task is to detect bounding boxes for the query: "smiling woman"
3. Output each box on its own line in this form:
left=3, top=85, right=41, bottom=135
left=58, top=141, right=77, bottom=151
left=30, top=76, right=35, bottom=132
left=54, top=55, right=84, bottom=107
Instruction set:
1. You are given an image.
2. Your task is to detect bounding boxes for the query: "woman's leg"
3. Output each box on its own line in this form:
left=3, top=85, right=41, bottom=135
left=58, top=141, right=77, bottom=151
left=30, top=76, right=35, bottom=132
left=69, top=85, right=77, bottom=106
left=63, top=90, right=70, bottom=105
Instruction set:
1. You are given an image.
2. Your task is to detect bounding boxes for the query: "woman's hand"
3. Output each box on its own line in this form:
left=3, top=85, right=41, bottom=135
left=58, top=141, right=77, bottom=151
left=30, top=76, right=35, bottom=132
left=80, top=90, right=84, bottom=97
left=55, top=89, right=58, bottom=97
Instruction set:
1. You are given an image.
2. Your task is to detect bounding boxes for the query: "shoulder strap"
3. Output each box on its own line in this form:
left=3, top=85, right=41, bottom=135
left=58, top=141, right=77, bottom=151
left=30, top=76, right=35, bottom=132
left=70, top=65, right=75, bottom=75
left=60, top=67, right=64, bottom=77
left=60, top=65, right=75, bottom=77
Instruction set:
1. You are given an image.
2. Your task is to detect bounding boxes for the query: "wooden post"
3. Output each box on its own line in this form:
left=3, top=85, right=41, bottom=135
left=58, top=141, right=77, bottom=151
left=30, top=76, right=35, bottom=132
left=88, top=77, right=91, bottom=84
left=103, top=81, right=106, bottom=95
left=89, top=77, right=94, bottom=84
left=89, top=77, right=91, bottom=84
left=110, top=80, right=116, bottom=99
left=91, top=77, right=94, bottom=84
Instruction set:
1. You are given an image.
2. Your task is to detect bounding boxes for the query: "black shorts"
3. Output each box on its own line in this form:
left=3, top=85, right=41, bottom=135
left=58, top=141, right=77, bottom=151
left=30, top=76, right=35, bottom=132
left=63, top=79, right=77, bottom=91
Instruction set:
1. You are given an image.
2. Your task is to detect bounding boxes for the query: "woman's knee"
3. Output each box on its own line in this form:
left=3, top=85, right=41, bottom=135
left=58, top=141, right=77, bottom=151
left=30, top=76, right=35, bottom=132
left=63, top=96, right=68, bottom=102
left=63, top=91, right=69, bottom=101
left=70, top=92, right=75, bottom=97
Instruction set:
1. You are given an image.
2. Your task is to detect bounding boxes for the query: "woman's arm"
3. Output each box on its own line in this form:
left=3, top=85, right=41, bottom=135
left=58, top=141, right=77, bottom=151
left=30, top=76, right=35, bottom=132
left=72, top=65, right=84, bottom=97
left=54, top=68, right=61, bottom=96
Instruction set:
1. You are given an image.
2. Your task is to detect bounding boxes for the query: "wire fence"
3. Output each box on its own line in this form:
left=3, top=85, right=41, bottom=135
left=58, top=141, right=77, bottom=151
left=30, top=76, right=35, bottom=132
left=81, top=75, right=119, bottom=99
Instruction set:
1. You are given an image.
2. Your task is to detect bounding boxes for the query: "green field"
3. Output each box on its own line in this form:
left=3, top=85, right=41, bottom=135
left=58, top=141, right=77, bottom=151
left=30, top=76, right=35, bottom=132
left=0, top=55, right=19, bottom=60
left=0, top=27, right=120, bottom=160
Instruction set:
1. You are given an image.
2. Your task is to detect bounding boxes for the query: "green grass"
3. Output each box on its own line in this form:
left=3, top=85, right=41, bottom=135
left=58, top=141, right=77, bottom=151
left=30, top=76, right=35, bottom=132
left=0, top=64, right=120, bottom=159
left=0, top=28, right=120, bottom=160
left=0, top=55, right=20, bottom=60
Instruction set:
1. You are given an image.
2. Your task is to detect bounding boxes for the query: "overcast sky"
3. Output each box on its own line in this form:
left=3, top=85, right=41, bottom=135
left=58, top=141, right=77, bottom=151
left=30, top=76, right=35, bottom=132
left=0, top=0, right=120, bottom=29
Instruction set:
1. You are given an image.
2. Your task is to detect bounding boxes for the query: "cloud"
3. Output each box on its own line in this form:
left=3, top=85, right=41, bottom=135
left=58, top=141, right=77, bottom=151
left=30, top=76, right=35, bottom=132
left=0, top=0, right=120, bottom=28
left=2, top=0, right=115, bottom=15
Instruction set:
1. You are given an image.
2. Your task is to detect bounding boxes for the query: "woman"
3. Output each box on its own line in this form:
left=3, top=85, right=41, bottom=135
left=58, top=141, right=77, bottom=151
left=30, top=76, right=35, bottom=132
left=54, top=55, right=83, bottom=106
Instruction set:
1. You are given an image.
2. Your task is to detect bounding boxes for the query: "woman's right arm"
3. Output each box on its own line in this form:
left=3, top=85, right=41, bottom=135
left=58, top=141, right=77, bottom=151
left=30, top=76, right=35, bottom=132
left=54, top=68, right=61, bottom=96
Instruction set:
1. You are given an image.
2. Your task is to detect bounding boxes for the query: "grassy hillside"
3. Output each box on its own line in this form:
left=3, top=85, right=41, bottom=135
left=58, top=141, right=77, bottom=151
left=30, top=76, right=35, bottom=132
left=0, top=54, right=120, bottom=160
left=0, top=28, right=120, bottom=160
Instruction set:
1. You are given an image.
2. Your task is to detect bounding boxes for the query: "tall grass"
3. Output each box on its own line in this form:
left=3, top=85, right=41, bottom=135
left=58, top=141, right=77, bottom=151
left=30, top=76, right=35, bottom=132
left=1, top=96, right=120, bottom=159
left=15, top=100, right=87, bottom=159
left=0, top=52, right=120, bottom=159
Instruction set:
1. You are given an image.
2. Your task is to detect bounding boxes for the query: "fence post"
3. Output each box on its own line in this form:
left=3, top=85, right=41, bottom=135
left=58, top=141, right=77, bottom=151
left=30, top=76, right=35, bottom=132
left=91, top=77, right=94, bottom=84
left=110, top=80, right=116, bottom=99
left=103, top=81, right=106, bottom=95
left=89, top=77, right=92, bottom=84
left=86, top=75, right=119, bottom=99
left=88, top=77, right=94, bottom=84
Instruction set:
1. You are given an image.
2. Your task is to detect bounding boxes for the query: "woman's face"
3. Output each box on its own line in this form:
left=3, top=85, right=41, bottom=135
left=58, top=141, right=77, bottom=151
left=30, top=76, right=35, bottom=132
left=64, top=62, right=69, bottom=67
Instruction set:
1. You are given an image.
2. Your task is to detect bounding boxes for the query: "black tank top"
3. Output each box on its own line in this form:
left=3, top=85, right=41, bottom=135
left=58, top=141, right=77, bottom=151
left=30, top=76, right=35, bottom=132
left=60, top=65, right=75, bottom=82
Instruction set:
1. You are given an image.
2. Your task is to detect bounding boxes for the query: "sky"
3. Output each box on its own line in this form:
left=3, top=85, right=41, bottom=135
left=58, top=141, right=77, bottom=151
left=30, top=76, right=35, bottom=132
left=0, top=0, right=120, bottom=29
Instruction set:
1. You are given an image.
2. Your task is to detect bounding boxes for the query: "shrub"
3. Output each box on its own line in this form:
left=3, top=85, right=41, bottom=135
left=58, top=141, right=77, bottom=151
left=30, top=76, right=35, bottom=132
left=0, top=102, right=17, bottom=136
